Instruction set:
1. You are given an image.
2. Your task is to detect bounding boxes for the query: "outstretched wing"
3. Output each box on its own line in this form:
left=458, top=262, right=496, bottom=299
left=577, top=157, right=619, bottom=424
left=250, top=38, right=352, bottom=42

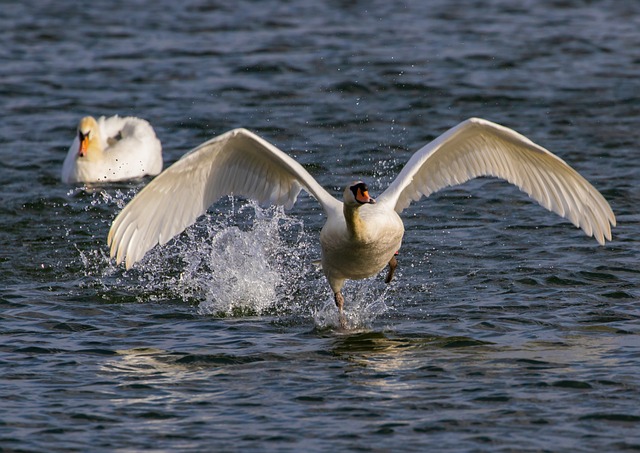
left=377, top=118, right=615, bottom=244
left=108, top=128, right=340, bottom=268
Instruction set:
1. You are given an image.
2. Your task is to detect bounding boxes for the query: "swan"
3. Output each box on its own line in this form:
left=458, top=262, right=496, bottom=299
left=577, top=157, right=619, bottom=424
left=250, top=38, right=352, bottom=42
left=107, top=118, right=615, bottom=326
left=61, top=115, right=163, bottom=183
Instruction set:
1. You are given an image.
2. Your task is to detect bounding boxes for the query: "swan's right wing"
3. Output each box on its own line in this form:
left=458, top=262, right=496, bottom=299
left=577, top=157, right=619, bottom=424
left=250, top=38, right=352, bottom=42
left=378, top=118, right=615, bottom=245
left=108, top=128, right=339, bottom=269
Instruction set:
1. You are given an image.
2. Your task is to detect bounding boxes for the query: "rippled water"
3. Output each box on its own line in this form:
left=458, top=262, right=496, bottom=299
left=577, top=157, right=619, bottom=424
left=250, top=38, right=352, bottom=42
left=2, top=1, right=639, bottom=451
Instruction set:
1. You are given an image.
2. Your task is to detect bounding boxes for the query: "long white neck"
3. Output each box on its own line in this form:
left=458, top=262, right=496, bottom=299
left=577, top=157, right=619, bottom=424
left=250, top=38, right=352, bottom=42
left=344, top=203, right=366, bottom=241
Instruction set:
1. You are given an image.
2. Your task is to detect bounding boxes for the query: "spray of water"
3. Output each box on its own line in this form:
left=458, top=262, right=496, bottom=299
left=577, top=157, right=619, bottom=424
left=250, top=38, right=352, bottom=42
left=79, top=191, right=393, bottom=329
left=170, top=202, right=312, bottom=317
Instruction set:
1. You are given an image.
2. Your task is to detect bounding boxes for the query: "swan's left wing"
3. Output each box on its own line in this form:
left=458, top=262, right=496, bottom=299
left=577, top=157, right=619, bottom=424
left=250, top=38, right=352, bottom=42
left=377, top=118, right=615, bottom=244
left=108, top=128, right=340, bottom=269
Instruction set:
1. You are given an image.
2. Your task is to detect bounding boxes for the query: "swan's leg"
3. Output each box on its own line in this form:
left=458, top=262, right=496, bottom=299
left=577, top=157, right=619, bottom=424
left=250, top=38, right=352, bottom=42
left=385, top=254, right=398, bottom=284
left=334, top=292, right=347, bottom=328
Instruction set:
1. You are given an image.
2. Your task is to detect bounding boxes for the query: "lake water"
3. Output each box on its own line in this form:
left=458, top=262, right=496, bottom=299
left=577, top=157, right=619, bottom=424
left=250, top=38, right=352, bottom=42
left=1, top=1, right=639, bottom=451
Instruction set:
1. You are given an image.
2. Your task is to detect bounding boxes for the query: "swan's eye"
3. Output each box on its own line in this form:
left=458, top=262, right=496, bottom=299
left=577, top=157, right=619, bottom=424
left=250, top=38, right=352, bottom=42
left=350, top=182, right=374, bottom=204
left=350, top=183, right=363, bottom=199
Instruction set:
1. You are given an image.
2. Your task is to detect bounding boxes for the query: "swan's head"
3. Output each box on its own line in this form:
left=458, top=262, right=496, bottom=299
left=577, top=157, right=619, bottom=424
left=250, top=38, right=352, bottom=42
left=344, top=181, right=376, bottom=207
left=76, top=116, right=101, bottom=159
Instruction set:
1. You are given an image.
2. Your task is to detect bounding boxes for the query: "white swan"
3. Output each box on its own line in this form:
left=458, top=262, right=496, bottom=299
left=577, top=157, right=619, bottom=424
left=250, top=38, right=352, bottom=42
left=108, top=118, right=615, bottom=326
left=61, top=115, right=163, bottom=183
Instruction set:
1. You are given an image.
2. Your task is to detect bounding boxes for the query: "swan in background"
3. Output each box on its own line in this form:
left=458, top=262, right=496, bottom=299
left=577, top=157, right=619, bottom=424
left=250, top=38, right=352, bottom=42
left=107, top=118, right=615, bottom=327
left=61, top=115, right=163, bottom=183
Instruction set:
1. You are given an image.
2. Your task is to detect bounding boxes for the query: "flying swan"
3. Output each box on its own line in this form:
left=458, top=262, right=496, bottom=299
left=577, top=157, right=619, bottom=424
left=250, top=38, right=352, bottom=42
left=108, top=118, right=615, bottom=326
left=62, top=115, right=163, bottom=183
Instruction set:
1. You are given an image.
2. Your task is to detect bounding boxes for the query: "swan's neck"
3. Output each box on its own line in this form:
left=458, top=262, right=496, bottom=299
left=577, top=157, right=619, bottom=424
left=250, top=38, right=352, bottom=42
left=344, top=204, right=367, bottom=241
left=83, top=135, right=105, bottom=161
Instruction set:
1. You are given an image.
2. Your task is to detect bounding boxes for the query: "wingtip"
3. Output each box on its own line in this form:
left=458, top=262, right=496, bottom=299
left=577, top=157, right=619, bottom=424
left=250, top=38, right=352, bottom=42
left=106, top=227, right=114, bottom=247
left=594, top=222, right=614, bottom=246
left=107, top=228, right=119, bottom=260
left=107, top=239, right=126, bottom=267
left=124, top=254, right=135, bottom=270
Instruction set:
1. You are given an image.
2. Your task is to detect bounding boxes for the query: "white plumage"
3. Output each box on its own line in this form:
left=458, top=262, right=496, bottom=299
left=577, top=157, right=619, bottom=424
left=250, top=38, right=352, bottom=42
left=108, top=118, right=615, bottom=325
left=61, top=115, right=163, bottom=183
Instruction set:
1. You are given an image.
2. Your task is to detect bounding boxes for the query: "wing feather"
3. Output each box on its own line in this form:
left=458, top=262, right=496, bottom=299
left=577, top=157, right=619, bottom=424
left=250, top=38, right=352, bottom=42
left=108, top=128, right=339, bottom=268
left=378, top=118, right=615, bottom=244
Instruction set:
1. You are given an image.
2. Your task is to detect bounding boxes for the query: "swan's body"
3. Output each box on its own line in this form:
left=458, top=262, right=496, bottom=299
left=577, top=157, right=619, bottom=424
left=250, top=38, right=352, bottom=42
left=61, top=115, right=163, bottom=183
left=108, top=118, right=615, bottom=326
left=320, top=195, right=404, bottom=302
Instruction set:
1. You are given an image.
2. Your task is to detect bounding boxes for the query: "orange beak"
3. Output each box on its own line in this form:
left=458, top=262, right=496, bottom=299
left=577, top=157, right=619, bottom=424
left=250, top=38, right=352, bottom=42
left=78, top=133, right=89, bottom=157
left=356, top=188, right=376, bottom=204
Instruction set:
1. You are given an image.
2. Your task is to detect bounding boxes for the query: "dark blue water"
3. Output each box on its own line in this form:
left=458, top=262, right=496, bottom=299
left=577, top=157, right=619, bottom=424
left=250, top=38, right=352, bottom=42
left=2, top=1, right=639, bottom=451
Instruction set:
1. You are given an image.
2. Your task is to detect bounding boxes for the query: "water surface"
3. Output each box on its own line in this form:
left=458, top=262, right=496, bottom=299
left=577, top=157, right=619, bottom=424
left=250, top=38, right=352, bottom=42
left=1, top=1, right=639, bottom=451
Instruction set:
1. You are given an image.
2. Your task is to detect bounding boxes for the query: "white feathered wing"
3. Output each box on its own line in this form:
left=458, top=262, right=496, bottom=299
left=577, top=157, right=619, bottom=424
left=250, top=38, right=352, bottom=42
left=108, top=128, right=340, bottom=268
left=377, top=118, right=615, bottom=244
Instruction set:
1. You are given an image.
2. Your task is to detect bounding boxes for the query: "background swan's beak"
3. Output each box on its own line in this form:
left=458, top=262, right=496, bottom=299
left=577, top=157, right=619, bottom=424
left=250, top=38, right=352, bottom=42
left=78, top=133, right=89, bottom=157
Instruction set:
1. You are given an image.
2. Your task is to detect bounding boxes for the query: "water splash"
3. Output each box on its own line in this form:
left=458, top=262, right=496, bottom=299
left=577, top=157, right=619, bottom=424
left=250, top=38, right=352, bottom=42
left=173, top=203, right=313, bottom=317
left=106, top=201, right=308, bottom=316
left=311, top=281, right=392, bottom=330
left=78, top=193, right=393, bottom=328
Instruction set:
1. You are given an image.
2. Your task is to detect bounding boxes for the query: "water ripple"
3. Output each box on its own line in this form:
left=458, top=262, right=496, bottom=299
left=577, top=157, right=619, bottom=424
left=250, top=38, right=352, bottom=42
left=1, top=0, right=639, bottom=451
